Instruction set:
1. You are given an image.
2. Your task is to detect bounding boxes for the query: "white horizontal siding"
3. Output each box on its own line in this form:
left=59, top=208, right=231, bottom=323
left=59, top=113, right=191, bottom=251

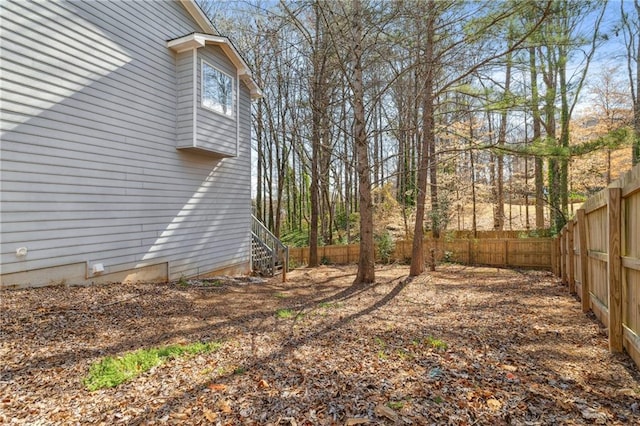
left=0, top=0, right=253, bottom=283
left=176, top=50, right=194, bottom=148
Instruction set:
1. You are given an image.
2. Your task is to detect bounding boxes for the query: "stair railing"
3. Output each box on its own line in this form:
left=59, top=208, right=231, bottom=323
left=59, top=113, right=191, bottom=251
left=251, top=215, right=288, bottom=279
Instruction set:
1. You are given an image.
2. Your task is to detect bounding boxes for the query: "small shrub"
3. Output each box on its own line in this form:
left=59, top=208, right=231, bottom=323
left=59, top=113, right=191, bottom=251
left=375, top=231, right=394, bottom=264
left=281, top=229, right=309, bottom=247
left=287, top=258, right=301, bottom=270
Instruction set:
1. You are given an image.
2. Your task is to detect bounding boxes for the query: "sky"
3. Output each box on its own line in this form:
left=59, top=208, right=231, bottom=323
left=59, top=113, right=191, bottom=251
left=591, top=1, right=633, bottom=72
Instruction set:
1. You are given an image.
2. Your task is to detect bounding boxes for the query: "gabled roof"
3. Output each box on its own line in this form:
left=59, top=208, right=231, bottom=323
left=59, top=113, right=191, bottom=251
left=177, top=1, right=262, bottom=99
left=179, top=0, right=217, bottom=35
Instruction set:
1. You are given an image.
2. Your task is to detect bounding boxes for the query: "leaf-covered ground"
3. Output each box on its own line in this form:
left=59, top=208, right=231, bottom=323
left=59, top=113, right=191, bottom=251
left=1, top=264, right=639, bottom=425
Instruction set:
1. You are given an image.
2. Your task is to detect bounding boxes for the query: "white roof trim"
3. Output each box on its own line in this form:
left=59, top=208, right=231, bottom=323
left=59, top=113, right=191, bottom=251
left=180, top=0, right=217, bottom=35
left=167, top=33, right=262, bottom=99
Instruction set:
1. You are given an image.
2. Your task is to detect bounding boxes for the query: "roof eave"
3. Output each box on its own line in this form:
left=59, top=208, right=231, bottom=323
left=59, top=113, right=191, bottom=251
left=180, top=0, right=217, bottom=35
left=167, top=33, right=262, bottom=100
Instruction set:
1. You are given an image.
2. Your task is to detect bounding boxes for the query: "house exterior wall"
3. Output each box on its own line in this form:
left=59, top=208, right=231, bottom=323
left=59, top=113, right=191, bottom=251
left=195, top=46, right=238, bottom=156
left=0, top=0, right=252, bottom=287
left=176, top=49, right=195, bottom=149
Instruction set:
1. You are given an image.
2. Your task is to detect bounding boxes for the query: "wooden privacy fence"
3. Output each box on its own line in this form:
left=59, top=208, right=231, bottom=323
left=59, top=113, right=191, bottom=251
left=288, top=238, right=552, bottom=270
left=556, top=164, right=640, bottom=369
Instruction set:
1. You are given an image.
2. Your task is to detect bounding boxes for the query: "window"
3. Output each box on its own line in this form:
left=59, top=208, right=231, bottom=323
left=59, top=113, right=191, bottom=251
left=202, top=60, right=234, bottom=117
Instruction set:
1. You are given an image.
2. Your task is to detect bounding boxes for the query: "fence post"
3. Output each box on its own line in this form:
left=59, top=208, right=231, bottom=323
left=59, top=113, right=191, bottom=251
left=560, top=228, right=567, bottom=285
left=551, top=237, right=558, bottom=275
left=577, top=209, right=590, bottom=313
left=282, top=247, right=288, bottom=283
left=568, top=219, right=575, bottom=294
left=557, top=230, right=562, bottom=279
left=504, top=240, right=509, bottom=267
left=608, top=187, right=623, bottom=352
left=556, top=236, right=562, bottom=276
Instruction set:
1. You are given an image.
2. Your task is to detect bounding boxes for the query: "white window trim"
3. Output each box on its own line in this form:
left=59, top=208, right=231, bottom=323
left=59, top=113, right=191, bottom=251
left=201, top=59, right=236, bottom=119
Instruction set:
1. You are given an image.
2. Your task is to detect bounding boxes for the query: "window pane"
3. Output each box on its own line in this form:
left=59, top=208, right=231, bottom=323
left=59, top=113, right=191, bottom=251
left=202, top=61, right=233, bottom=117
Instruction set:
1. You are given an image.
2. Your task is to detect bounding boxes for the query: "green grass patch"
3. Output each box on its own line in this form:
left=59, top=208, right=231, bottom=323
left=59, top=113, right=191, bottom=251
left=318, top=301, right=343, bottom=309
left=275, top=308, right=304, bottom=319
left=203, top=279, right=224, bottom=287
left=425, top=336, right=448, bottom=351
left=387, top=401, right=405, bottom=410
left=276, top=308, right=294, bottom=319
left=84, top=341, right=221, bottom=391
left=395, top=348, right=413, bottom=360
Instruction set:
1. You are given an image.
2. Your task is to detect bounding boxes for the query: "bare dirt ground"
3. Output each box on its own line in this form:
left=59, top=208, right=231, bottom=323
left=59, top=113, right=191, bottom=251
left=1, top=264, right=639, bottom=425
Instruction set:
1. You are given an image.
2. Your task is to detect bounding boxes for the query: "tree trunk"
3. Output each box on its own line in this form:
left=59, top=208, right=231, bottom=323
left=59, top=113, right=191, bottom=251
left=308, top=5, right=323, bottom=267
left=256, top=99, right=264, bottom=223
left=469, top=110, right=478, bottom=237
left=495, top=49, right=512, bottom=231
left=557, top=41, right=570, bottom=231
left=410, top=2, right=435, bottom=276
left=634, top=0, right=640, bottom=164
left=352, top=0, right=375, bottom=284
left=529, top=47, right=545, bottom=229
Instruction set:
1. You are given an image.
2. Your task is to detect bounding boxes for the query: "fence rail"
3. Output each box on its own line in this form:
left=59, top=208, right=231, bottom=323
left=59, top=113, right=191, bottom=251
left=288, top=238, right=552, bottom=270
left=556, top=164, right=640, bottom=370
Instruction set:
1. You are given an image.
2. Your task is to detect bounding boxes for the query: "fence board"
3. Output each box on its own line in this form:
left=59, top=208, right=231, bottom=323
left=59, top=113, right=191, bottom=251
left=556, top=163, right=640, bottom=369
left=577, top=209, right=590, bottom=313
left=287, top=238, right=552, bottom=270
left=572, top=219, right=580, bottom=295
left=568, top=221, right=575, bottom=292
left=623, top=182, right=640, bottom=363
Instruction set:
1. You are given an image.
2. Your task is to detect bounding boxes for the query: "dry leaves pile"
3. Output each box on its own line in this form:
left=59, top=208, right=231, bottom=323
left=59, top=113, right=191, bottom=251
left=1, top=264, right=639, bottom=425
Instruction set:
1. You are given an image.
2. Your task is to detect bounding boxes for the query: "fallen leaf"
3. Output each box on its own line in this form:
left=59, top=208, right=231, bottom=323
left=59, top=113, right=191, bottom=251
left=486, top=398, right=502, bottom=411
left=581, top=407, right=607, bottom=423
left=203, top=408, right=217, bottom=422
left=616, top=388, right=636, bottom=396
left=217, top=400, right=232, bottom=414
left=345, top=418, right=370, bottom=425
left=208, top=383, right=227, bottom=392
left=374, top=404, right=399, bottom=422
left=556, top=399, right=574, bottom=410
left=170, top=412, right=188, bottom=420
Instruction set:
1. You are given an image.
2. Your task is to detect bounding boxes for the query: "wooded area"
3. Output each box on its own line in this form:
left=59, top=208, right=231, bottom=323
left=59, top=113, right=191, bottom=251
left=556, top=163, right=640, bottom=369
left=198, top=0, right=640, bottom=283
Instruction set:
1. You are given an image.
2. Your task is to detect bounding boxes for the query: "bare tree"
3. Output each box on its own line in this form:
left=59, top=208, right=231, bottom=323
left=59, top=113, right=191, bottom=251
left=620, top=0, right=640, bottom=164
